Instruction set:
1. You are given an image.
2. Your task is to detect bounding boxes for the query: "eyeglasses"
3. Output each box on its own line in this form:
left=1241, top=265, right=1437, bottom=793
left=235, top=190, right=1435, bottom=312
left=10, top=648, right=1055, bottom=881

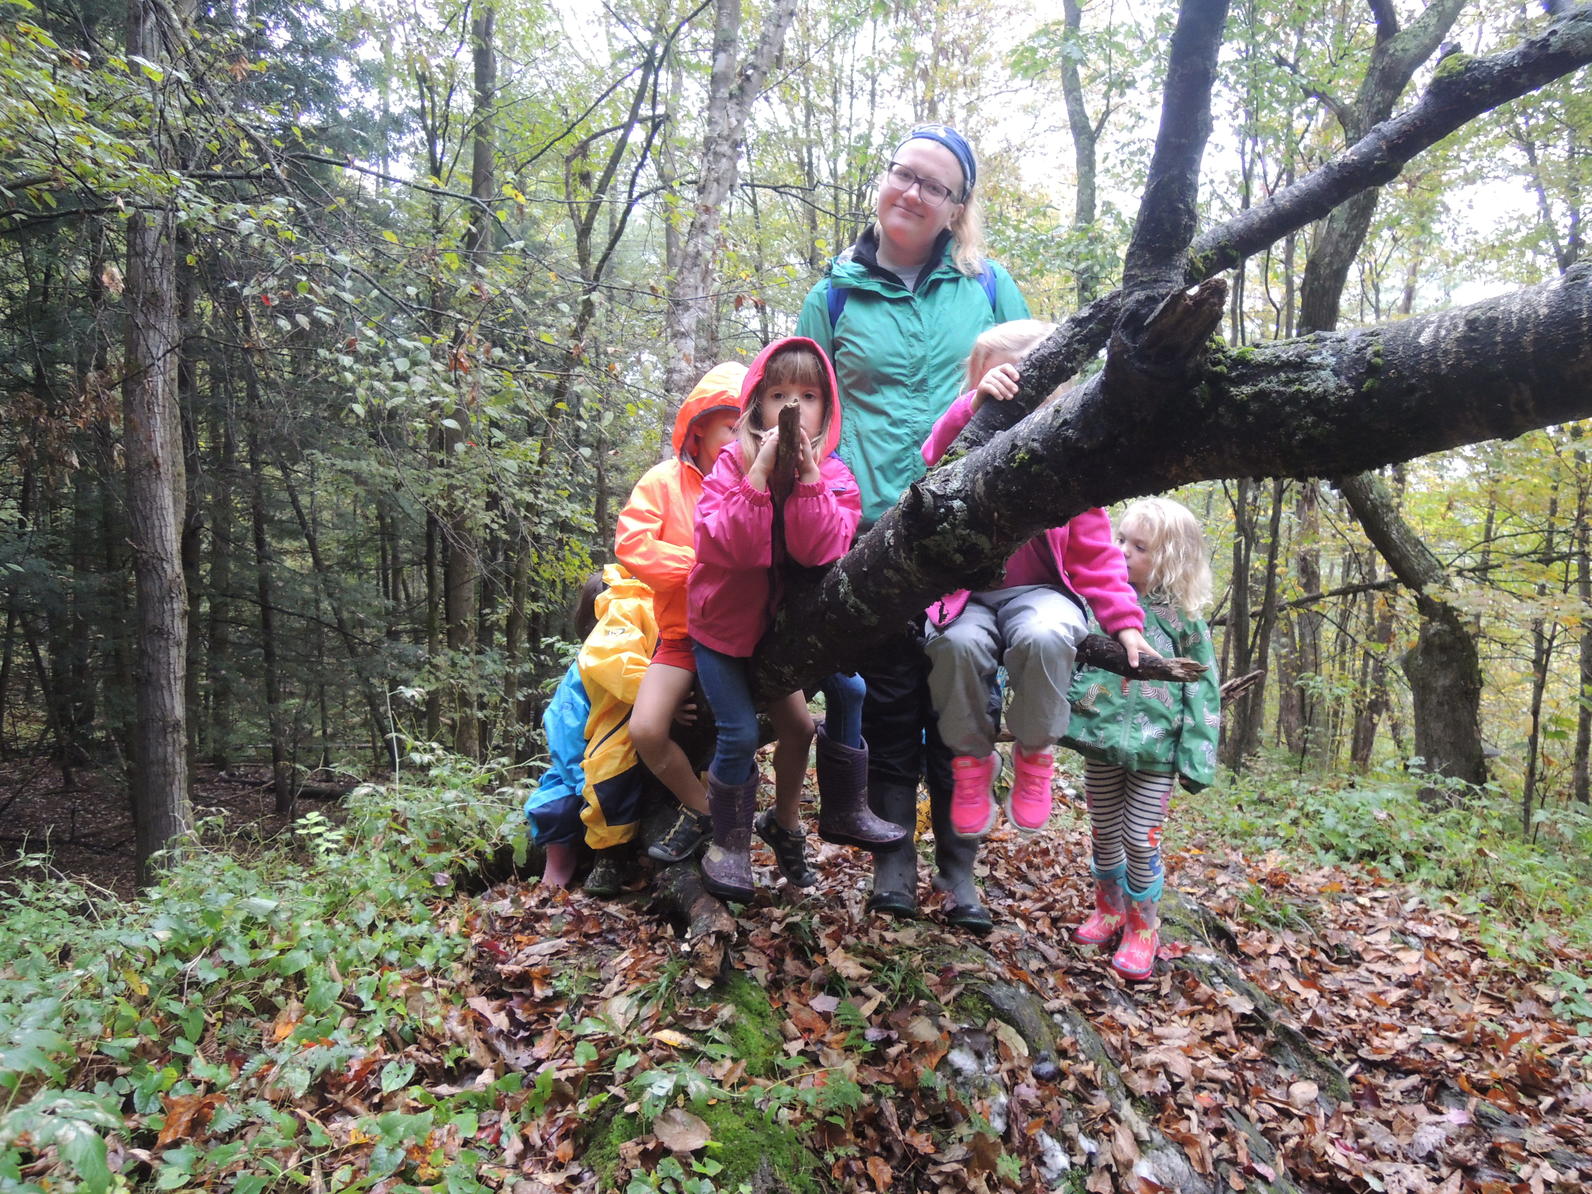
left=882, top=161, right=961, bottom=208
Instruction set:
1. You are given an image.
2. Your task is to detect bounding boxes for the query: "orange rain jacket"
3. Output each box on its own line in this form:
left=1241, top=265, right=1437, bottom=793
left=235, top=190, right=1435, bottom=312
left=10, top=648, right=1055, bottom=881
left=614, top=362, right=748, bottom=640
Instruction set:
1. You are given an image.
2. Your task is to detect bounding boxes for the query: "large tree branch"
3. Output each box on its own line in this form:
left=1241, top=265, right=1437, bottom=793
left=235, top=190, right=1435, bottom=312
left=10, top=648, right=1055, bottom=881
left=755, top=264, right=1592, bottom=697
left=1197, top=4, right=1592, bottom=278
left=954, top=4, right=1592, bottom=453
left=1122, top=0, right=1230, bottom=291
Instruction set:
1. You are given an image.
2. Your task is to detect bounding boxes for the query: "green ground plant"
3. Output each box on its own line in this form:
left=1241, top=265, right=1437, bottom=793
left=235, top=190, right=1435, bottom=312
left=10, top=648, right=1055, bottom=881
left=0, top=746, right=532, bottom=1192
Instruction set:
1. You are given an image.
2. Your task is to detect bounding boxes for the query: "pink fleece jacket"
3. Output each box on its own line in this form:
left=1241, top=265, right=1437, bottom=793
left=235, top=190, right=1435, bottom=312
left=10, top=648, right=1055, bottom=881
left=921, top=390, right=1144, bottom=635
left=687, top=338, right=863, bottom=658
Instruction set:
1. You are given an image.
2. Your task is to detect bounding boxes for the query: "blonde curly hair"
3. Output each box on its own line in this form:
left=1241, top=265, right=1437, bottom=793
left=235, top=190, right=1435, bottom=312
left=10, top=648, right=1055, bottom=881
left=1118, top=497, right=1213, bottom=617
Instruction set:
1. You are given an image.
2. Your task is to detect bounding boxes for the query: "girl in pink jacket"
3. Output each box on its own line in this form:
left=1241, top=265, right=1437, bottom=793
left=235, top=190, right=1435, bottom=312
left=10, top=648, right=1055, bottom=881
left=688, top=337, right=903, bottom=902
left=922, top=321, right=1153, bottom=847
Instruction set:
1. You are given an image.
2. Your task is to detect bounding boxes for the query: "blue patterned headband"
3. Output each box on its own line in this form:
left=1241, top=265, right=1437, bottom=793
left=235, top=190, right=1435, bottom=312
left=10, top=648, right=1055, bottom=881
left=899, top=124, right=976, bottom=200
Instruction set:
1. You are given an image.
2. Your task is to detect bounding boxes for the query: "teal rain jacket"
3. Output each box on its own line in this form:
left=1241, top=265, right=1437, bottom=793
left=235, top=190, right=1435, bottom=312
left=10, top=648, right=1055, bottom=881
left=795, top=228, right=1029, bottom=525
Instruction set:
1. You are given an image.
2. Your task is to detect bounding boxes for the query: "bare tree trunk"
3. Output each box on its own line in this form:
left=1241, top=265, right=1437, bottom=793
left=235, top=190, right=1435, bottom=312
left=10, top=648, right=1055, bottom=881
left=1522, top=498, right=1561, bottom=834
left=1575, top=447, right=1592, bottom=805
left=1348, top=547, right=1396, bottom=769
left=205, top=402, right=237, bottom=769
left=440, top=1, right=496, bottom=761
left=1060, top=0, right=1102, bottom=307
left=1337, top=472, right=1486, bottom=800
left=661, top=0, right=799, bottom=400
left=239, top=314, right=291, bottom=814
left=123, top=0, right=191, bottom=884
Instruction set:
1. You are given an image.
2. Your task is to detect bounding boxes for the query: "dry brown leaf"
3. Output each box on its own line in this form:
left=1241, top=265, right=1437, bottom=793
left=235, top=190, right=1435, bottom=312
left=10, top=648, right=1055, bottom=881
left=865, top=1155, right=893, bottom=1189
left=653, top=1107, right=711, bottom=1153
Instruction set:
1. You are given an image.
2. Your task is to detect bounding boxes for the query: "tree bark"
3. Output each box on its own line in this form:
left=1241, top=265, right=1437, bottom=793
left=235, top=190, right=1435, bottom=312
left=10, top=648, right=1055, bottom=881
left=124, top=0, right=191, bottom=884
left=1335, top=471, right=1487, bottom=796
left=1060, top=0, right=1102, bottom=307
left=757, top=267, right=1592, bottom=699
left=954, top=4, right=1592, bottom=454
left=661, top=0, right=799, bottom=401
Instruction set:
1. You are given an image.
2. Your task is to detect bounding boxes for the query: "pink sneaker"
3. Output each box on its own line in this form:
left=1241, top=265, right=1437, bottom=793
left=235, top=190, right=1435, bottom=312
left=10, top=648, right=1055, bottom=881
left=1005, top=746, right=1054, bottom=834
left=949, top=754, right=999, bottom=838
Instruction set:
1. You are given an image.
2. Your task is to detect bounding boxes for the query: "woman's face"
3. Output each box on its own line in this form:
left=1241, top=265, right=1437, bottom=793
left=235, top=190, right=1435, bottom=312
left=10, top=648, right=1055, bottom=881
left=874, top=138, right=965, bottom=266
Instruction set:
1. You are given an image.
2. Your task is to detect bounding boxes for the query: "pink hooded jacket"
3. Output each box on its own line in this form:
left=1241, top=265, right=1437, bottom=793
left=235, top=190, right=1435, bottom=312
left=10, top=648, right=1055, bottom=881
left=921, top=390, right=1143, bottom=636
left=687, top=338, right=862, bottom=658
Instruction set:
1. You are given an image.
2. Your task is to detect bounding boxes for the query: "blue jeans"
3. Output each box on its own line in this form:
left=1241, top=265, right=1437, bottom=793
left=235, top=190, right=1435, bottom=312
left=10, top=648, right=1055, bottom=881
left=693, top=643, right=761, bottom=784
left=822, top=671, right=865, bottom=748
left=694, top=642, right=865, bottom=782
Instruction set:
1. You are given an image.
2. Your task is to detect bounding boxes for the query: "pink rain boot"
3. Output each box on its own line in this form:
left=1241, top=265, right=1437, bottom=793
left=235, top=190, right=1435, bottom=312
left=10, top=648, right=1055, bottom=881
left=949, top=754, right=999, bottom=839
left=1006, top=745, right=1055, bottom=834
left=1111, top=885, right=1161, bottom=981
left=1072, top=863, right=1127, bottom=946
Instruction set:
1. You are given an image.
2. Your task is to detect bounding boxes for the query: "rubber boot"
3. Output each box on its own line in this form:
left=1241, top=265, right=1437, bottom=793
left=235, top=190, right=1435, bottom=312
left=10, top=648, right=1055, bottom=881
left=1111, top=883, right=1161, bottom=980
left=1071, top=862, right=1127, bottom=946
left=815, top=722, right=909, bottom=850
left=700, top=771, right=759, bottom=902
left=864, top=778, right=920, bottom=917
left=582, top=848, right=628, bottom=897
left=931, top=781, right=993, bottom=934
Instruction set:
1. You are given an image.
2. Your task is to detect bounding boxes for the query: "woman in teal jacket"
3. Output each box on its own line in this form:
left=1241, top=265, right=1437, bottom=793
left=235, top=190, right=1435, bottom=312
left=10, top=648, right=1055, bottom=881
left=795, top=124, right=1029, bottom=931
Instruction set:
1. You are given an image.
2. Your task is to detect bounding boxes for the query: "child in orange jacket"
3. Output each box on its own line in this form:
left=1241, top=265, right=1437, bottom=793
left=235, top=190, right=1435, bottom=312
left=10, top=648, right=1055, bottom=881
left=615, top=362, right=746, bottom=865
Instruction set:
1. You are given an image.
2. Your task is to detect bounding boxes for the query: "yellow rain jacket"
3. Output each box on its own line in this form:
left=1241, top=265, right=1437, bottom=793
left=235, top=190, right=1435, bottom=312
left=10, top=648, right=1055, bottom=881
left=578, top=564, right=660, bottom=848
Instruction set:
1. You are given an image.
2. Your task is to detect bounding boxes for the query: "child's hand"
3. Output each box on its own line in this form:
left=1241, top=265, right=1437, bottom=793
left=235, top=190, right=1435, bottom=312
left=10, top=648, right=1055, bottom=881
left=971, top=361, right=1021, bottom=411
left=1115, top=628, right=1157, bottom=670
left=795, top=432, right=821, bottom=484
left=746, top=427, right=779, bottom=491
left=673, top=696, right=698, bottom=727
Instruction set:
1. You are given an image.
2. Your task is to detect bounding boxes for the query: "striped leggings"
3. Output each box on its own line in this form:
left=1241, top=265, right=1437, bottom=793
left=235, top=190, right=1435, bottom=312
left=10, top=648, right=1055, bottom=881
left=1084, top=760, right=1175, bottom=896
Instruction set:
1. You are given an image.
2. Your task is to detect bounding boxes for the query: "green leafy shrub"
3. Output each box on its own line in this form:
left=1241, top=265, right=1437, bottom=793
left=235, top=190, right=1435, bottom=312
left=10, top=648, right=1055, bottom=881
left=0, top=746, right=530, bottom=1191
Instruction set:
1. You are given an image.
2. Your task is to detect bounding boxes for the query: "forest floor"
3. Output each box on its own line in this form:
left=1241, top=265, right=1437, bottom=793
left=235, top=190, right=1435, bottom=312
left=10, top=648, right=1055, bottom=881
left=0, top=758, right=312, bottom=900
left=468, top=789, right=1592, bottom=1192
left=4, top=758, right=1590, bottom=1191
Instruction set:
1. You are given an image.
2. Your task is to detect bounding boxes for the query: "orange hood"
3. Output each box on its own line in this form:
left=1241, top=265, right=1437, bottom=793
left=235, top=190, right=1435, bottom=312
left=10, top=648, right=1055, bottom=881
left=672, top=361, right=748, bottom=462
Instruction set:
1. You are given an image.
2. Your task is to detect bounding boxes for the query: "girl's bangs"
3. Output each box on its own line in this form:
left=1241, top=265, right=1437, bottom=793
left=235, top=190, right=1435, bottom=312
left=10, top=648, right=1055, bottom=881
left=761, top=346, right=826, bottom=389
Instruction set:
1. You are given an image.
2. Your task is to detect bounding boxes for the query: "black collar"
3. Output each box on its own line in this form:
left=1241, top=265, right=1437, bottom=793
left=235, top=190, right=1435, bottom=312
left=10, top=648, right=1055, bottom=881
left=853, top=226, right=954, bottom=290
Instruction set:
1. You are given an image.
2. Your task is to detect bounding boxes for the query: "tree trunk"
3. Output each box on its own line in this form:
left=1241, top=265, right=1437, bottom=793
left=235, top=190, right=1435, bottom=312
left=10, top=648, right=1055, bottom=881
left=205, top=403, right=237, bottom=770
left=1336, top=471, right=1487, bottom=798
left=1060, top=0, right=1101, bottom=307
left=1575, top=447, right=1592, bottom=804
left=440, top=1, right=496, bottom=761
left=1522, top=498, right=1562, bottom=833
left=240, top=318, right=291, bottom=815
left=661, top=0, right=800, bottom=401
left=123, top=0, right=192, bottom=884
left=756, top=267, right=1592, bottom=702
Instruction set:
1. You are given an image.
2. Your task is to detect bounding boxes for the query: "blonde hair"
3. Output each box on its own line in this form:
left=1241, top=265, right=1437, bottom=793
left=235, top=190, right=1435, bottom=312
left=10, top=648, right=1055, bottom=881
left=736, top=343, right=834, bottom=465
left=1119, top=497, right=1213, bottom=617
left=947, top=190, right=987, bottom=275
left=963, top=319, right=1057, bottom=392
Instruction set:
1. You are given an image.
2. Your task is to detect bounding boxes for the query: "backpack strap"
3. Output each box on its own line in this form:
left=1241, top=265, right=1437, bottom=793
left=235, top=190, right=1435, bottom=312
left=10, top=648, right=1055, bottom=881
left=827, top=261, right=999, bottom=329
left=826, top=279, right=849, bottom=328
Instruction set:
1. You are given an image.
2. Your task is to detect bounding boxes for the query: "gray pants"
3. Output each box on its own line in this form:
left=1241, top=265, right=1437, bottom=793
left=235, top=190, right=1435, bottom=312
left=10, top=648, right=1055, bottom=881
left=925, top=584, right=1090, bottom=757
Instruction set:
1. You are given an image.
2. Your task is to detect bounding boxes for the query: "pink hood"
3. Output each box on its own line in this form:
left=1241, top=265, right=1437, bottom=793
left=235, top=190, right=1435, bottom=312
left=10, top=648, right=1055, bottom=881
left=687, top=338, right=861, bottom=658
left=738, top=336, right=844, bottom=456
